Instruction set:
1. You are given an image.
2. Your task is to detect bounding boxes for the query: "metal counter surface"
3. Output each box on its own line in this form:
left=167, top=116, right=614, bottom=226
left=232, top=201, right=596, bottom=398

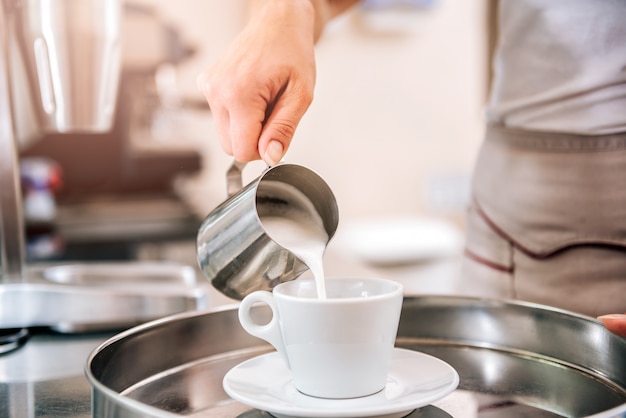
left=0, top=253, right=460, bottom=418
left=3, top=297, right=626, bottom=418
left=85, top=296, right=626, bottom=418
left=2, top=244, right=624, bottom=418
left=0, top=330, right=113, bottom=417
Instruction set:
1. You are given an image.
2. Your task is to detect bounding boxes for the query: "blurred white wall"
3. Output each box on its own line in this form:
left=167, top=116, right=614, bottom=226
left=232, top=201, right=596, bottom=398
left=127, top=0, right=489, bottom=227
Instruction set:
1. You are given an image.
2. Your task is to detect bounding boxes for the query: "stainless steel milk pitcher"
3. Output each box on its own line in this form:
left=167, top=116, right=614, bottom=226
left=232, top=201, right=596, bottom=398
left=197, top=161, right=339, bottom=299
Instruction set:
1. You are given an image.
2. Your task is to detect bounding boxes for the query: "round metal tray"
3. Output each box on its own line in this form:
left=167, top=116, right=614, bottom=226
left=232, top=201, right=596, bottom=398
left=86, top=296, right=626, bottom=418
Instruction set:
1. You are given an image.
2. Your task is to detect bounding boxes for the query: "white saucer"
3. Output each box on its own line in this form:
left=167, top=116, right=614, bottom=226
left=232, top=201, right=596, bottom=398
left=223, top=348, right=459, bottom=418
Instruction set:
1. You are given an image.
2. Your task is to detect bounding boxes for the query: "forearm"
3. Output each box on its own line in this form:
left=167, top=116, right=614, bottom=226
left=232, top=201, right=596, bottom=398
left=248, top=0, right=360, bottom=42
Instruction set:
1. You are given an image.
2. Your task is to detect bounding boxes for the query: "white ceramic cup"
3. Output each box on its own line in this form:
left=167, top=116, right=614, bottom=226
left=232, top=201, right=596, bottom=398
left=238, top=277, right=404, bottom=399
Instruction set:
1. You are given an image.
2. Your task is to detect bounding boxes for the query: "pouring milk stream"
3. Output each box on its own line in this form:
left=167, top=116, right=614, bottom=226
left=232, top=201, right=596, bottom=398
left=260, top=206, right=329, bottom=299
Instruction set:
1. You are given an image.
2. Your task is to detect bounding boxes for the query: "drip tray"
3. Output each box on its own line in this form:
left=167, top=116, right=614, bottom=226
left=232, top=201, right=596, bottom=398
left=86, top=296, right=626, bottom=417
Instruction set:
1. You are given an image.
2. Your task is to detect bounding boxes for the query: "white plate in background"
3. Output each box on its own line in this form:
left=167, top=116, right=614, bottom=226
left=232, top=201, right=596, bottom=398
left=332, top=216, right=464, bottom=266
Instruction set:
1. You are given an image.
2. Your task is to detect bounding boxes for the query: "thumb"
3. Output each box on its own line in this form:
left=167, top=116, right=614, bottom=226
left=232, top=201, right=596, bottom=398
left=262, top=140, right=285, bottom=167
left=598, top=313, right=626, bottom=337
left=259, top=88, right=311, bottom=166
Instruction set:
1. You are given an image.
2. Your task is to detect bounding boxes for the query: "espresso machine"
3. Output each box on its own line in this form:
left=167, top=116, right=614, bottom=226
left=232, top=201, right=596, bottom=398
left=0, top=0, right=207, bottom=344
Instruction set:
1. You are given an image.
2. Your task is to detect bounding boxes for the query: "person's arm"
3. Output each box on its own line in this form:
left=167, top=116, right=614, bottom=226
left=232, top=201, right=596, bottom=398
left=598, top=313, right=626, bottom=337
left=197, top=0, right=360, bottom=165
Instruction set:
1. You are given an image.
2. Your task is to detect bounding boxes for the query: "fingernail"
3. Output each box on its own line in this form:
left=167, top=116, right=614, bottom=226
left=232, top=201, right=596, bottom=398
left=598, top=314, right=626, bottom=320
left=263, top=140, right=284, bottom=166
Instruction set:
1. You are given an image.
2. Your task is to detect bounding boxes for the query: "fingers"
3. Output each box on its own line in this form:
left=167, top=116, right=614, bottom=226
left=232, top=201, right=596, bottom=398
left=199, top=69, right=313, bottom=166
left=196, top=0, right=317, bottom=166
left=598, top=313, right=626, bottom=337
left=213, top=106, right=234, bottom=157
left=258, top=82, right=313, bottom=165
left=263, top=140, right=285, bottom=167
left=197, top=73, right=234, bottom=157
left=198, top=71, right=263, bottom=162
left=229, top=105, right=264, bottom=162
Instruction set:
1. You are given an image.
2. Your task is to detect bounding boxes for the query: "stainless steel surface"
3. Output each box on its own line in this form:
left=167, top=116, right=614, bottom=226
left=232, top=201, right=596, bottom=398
left=0, top=0, right=207, bottom=334
left=1, top=0, right=121, bottom=285
left=0, top=0, right=27, bottom=282
left=197, top=163, right=339, bottom=300
left=0, top=323, right=447, bottom=418
left=226, top=159, right=248, bottom=197
left=0, top=328, right=29, bottom=355
left=0, top=262, right=209, bottom=332
left=55, top=197, right=200, bottom=243
left=86, top=296, right=626, bottom=418
left=13, top=0, right=121, bottom=132
left=1, top=329, right=112, bottom=418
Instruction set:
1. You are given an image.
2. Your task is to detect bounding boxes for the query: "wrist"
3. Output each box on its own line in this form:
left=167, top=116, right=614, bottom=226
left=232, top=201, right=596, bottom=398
left=249, top=0, right=328, bottom=41
left=304, top=0, right=331, bottom=40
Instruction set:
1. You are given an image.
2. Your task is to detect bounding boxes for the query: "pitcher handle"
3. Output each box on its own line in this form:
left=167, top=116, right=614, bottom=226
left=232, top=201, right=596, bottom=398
left=226, top=160, right=247, bottom=197
left=227, top=159, right=285, bottom=197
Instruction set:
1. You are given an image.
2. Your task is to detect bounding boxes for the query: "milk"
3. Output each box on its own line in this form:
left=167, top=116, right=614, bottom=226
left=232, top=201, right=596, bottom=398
left=261, top=213, right=329, bottom=299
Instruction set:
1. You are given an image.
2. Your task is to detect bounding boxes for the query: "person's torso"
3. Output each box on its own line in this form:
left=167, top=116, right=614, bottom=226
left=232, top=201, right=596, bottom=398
left=486, top=0, right=626, bottom=135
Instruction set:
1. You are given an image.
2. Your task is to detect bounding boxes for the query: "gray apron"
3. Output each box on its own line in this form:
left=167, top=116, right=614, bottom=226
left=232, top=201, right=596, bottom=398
left=461, top=125, right=626, bottom=317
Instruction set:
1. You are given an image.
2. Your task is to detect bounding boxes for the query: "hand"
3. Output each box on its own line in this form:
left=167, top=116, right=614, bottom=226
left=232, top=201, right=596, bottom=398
left=197, top=0, right=318, bottom=165
left=598, top=313, right=626, bottom=337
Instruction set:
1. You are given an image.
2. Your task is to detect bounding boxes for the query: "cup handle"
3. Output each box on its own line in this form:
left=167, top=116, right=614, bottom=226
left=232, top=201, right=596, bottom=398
left=238, top=291, right=288, bottom=362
